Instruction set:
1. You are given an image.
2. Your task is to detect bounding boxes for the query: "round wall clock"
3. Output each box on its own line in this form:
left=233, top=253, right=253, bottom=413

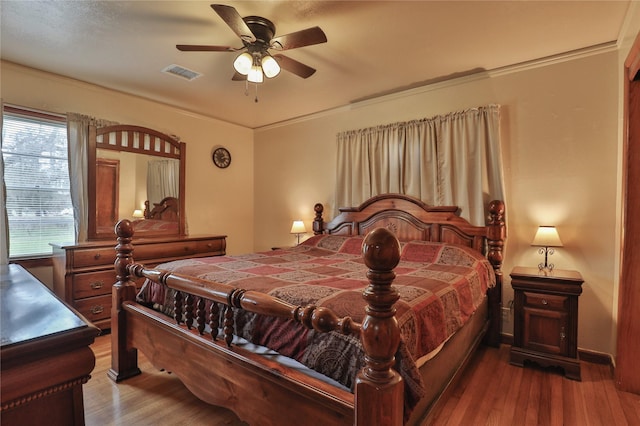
left=212, top=147, right=231, bottom=169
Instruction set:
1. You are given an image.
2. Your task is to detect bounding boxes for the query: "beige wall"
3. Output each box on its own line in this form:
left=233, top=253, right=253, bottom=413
left=254, top=48, right=621, bottom=356
left=1, top=61, right=255, bottom=256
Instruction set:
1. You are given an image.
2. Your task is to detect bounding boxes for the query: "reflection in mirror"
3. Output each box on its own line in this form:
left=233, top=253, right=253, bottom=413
left=88, top=125, right=186, bottom=240
left=146, top=158, right=180, bottom=208
left=96, top=150, right=179, bottom=221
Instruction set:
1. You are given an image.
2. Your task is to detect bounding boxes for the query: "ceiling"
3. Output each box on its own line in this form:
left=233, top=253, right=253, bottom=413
left=0, top=1, right=633, bottom=129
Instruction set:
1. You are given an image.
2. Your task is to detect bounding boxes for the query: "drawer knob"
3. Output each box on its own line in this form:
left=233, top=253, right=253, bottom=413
left=94, top=253, right=101, bottom=260
left=560, top=326, right=566, bottom=341
left=90, top=281, right=103, bottom=290
left=541, top=299, right=548, bottom=305
left=91, top=305, right=104, bottom=315
left=207, top=243, right=213, bottom=248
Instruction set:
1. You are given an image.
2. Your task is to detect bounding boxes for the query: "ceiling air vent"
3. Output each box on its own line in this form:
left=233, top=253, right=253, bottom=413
left=162, top=64, right=202, bottom=81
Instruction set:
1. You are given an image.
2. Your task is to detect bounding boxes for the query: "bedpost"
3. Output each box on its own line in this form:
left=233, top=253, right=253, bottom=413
left=313, top=203, right=324, bottom=235
left=485, top=200, right=506, bottom=347
left=354, top=228, right=403, bottom=426
left=108, top=219, right=142, bottom=382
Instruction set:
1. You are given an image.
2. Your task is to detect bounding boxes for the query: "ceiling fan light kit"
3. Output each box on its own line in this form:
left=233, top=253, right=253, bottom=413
left=233, top=52, right=253, bottom=75
left=176, top=3, right=326, bottom=98
left=233, top=51, right=280, bottom=82
left=261, top=55, right=280, bottom=78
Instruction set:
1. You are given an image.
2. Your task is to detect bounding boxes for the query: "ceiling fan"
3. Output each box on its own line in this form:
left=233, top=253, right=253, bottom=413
left=177, top=4, right=327, bottom=83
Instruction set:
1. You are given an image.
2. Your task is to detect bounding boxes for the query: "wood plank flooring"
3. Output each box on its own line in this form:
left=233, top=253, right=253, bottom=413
left=84, top=334, right=640, bottom=425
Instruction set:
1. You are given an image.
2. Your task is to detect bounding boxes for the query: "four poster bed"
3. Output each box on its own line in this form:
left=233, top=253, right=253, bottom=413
left=109, top=194, right=506, bottom=425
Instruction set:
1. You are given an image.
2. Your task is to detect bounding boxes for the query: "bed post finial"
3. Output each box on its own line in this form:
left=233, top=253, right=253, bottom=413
left=355, top=228, right=403, bottom=426
left=108, top=219, right=141, bottom=382
left=487, top=200, right=505, bottom=271
left=313, top=203, right=324, bottom=235
left=485, top=199, right=506, bottom=347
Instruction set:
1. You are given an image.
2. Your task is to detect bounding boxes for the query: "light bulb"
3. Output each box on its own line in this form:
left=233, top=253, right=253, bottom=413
left=261, top=55, right=281, bottom=78
left=247, top=64, right=264, bottom=83
left=233, top=52, right=252, bottom=75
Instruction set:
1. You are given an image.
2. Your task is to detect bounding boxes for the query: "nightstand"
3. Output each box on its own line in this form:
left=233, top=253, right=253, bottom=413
left=509, top=266, right=583, bottom=380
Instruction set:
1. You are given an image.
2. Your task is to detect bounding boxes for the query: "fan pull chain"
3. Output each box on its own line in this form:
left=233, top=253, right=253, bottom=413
left=243, top=81, right=259, bottom=102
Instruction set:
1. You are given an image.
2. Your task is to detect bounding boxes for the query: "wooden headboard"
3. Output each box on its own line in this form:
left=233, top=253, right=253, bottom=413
left=144, top=197, right=179, bottom=221
left=313, top=193, right=506, bottom=345
left=314, top=194, right=504, bottom=251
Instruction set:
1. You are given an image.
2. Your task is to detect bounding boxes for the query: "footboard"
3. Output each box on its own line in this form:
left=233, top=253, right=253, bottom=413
left=110, top=220, right=404, bottom=426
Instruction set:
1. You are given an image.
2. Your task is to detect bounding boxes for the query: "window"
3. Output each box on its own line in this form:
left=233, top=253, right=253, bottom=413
left=2, top=106, right=74, bottom=257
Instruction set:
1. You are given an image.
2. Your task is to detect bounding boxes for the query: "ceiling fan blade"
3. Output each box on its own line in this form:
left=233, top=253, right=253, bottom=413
left=176, top=44, right=236, bottom=52
left=273, top=54, right=316, bottom=79
left=211, top=4, right=256, bottom=43
left=232, top=72, right=246, bottom=81
left=270, top=27, right=327, bottom=51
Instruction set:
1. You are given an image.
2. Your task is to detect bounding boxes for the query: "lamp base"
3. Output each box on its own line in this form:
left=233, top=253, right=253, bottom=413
left=537, top=246, right=556, bottom=271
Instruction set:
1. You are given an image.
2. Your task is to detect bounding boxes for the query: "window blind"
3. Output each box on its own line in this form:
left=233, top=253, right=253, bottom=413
left=2, top=109, right=74, bottom=257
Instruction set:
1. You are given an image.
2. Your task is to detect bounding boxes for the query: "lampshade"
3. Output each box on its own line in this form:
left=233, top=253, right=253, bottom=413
left=233, top=52, right=253, bottom=75
left=247, top=64, right=264, bottom=83
left=290, top=220, right=306, bottom=234
left=132, top=209, right=144, bottom=218
left=261, top=55, right=281, bottom=78
left=532, top=226, right=563, bottom=247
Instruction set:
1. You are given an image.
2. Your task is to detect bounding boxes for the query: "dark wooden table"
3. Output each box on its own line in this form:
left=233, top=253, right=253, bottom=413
left=1, top=264, right=100, bottom=425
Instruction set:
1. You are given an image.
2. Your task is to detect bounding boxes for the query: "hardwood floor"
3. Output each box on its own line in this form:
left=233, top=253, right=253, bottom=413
left=84, top=334, right=247, bottom=426
left=84, top=334, right=640, bottom=425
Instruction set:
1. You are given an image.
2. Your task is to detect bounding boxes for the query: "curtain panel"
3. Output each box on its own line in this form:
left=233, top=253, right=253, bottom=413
left=0, top=98, right=7, bottom=264
left=335, top=105, right=504, bottom=226
left=147, top=159, right=180, bottom=205
left=66, top=113, right=117, bottom=242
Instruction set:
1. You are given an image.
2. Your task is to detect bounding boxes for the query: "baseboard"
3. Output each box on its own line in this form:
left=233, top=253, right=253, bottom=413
left=500, top=333, right=513, bottom=346
left=578, top=348, right=612, bottom=365
left=499, top=333, right=612, bottom=366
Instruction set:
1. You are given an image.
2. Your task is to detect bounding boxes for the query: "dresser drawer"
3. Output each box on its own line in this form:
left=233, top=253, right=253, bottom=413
left=72, top=247, right=115, bottom=268
left=73, top=270, right=115, bottom=298
left=75, top=295, right=112, bottom=323
left=523, top=291, right=568, bottom=311
left=135, top=238, right=225, bottom=260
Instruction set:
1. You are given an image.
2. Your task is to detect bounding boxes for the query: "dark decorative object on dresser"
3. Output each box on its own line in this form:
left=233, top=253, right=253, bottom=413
left=510, top=266, right=584, bottom=380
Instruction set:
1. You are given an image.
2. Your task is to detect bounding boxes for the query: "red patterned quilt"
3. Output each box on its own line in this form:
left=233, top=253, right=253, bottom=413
left=137, top=234, right=495, bottom=413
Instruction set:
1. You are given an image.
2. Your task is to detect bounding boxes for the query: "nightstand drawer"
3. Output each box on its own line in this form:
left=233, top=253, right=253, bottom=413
left=73, top=270, right=115, bottom=298
left=523, top=291, right=568, bottom=311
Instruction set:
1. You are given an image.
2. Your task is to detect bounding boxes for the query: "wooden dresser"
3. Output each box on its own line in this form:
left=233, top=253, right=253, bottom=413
left=51, top=235, right=226, bottom=330
left=1, top=264, right=99, bottom=425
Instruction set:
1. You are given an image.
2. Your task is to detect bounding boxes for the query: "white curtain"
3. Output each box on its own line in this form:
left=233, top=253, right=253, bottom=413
left=147, top=159, right=180, bottom=205
left=66, top=113, right=116, bottom=242
left=336, top=105, right=504, bottom=225
left=0, top=98, right=8, bottom=265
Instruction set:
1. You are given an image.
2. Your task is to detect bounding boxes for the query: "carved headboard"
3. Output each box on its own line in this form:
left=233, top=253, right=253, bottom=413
left=144, top=197, right=179, bottom=221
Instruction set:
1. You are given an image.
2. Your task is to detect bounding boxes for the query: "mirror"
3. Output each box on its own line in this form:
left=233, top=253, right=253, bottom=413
left=87, top=125, right=186, bottom=240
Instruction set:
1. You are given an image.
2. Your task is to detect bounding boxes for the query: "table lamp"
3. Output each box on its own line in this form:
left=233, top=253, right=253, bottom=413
left=531, top=226, right=563, bottom=271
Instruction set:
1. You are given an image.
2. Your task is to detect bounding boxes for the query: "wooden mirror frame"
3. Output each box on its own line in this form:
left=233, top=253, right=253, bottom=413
left=87, top=124, right=186, bottom=240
